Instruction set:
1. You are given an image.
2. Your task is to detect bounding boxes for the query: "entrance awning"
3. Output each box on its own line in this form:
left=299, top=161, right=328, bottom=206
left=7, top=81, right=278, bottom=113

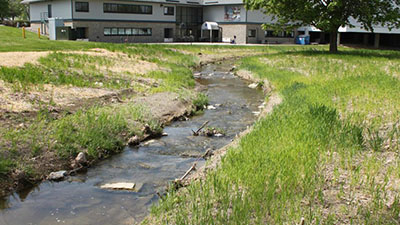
left=201, top=22, right=219, bottom=30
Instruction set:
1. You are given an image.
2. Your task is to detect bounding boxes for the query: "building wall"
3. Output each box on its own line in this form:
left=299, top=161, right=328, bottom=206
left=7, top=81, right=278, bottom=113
left=70, top=21, right=175, bottom=42
left=71, top=0, right=176, bottom=22
left=203, top=5, right=246, bottom=22
left=30, top=0, right=72, bottom=21
left=246, top=9, right=271, bottom=23
left=246, top=23, right=263, bottom=43
left=219, top=24, right=246, bottom=44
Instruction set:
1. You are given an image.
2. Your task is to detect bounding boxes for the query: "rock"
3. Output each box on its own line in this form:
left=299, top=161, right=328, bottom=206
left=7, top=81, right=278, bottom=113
left=207, top=105, right=216, bottom=110
left=252, top=111, right=261, bottom=116
left=162, top=132, right=168, bottom=136
left=248, top=83, right=259, bottom=89
left=214, top=103, right=222, bottom=107
left=75, top=152, right=87, bottom=165
left=128, top=136, right=140, bottom=146
left=214, top=133, right=224, bottom=137
left=143, top=140, right=155, bottom=146
left=48, top=171, right=67, bottom=181
left=100, top=182, right=136, bottom=190
left=138, top=162, right=153, bottom=169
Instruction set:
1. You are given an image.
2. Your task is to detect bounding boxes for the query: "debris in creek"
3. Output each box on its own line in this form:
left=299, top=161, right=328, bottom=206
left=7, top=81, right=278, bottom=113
left=198, top=126, right=225, bottom=137
left=192, top=121, right=209, bottom=136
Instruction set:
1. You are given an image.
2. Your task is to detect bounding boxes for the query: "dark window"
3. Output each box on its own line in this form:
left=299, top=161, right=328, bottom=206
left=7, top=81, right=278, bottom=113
left=176, top=6, right=203, bottom=26
left=48, top=4, right=52, bottom=18
left=103, top=3, right=152, bottom=14
left=76, top=2, right=89, bottom=12
left=265, top=30, right=294, bottom=38
left=248, top=29, right=256, bottom=38
left=164, top=6, right=174, bottom=15
left=164, top=28, right=173, bottom=38
left=104, top=27, right=152, bottom=36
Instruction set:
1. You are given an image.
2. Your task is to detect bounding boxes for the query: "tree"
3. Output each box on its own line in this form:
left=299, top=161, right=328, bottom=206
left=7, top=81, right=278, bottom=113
left=8, top=0, right=26, bottom=20
left=244, top=0, right=400, bottom=52
left=0, top=0, right=9, bottom=21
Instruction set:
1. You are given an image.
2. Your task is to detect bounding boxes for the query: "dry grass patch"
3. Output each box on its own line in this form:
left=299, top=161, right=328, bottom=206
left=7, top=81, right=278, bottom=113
left=0, top=51, right=50, bottom=67
left=0, top=80, right=117, bottom=113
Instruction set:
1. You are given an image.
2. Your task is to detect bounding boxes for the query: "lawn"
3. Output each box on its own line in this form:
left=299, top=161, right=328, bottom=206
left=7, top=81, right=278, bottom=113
left=146, top=48, right=400, bottom=224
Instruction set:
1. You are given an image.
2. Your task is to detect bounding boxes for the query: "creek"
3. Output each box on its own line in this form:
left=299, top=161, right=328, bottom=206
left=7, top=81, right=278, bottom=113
left=0, top=62, right=264, bottom=225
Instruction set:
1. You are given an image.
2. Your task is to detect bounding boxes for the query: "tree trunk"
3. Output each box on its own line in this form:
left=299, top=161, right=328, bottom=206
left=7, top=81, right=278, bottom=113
left=329, top=31, right=338, bottom=53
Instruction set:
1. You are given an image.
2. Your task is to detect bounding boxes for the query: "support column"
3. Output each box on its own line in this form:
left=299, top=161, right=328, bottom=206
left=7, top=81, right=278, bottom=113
left=337, top=32, right=341, bottom=46
left=374, top=33, right=380, bottom=48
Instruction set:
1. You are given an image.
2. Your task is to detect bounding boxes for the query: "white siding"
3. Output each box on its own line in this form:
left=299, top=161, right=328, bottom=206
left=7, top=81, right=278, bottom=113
left=203, top=5, right=246, bottom=22
left=246, top=9, right=273, bottom=23
left=30, top=0, right=72, bottom=21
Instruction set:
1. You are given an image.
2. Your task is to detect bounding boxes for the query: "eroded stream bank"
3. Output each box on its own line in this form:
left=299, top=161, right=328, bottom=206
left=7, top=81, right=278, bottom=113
left=0, top=62, right=264, bottom=225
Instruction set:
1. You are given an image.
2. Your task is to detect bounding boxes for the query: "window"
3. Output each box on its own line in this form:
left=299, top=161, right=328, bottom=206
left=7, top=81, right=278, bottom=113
left=48, top=4, right=52, bottom=18
left=118, top=28, right=125, bottom=35
left=265, top=30, right=294, bottom=38
left=164, top=6, right=174, bottom=15
left=103, top=3, right=152, bottom=14
left=76, top=2, right=89, bottom=12
left=104, top=28, right=152, bottom=36
left=248, top=29, right=256, bottom=38
left=164, top=28, right=173, bottom=38
left=104, top=28, right=111, bottom=36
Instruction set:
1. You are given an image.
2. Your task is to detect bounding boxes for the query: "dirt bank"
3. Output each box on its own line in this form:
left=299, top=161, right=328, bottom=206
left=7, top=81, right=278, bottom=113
left=0, top=91, right=195, bottom=197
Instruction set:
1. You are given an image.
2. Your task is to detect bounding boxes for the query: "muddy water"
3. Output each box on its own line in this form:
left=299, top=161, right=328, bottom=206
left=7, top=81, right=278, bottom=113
left=0, top=62, right=264, bottom=225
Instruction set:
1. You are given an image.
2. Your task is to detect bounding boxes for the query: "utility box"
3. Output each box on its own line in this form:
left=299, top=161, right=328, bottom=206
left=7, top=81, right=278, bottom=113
left=48, top=18, right=64, bottom=40
left=56, top=27, right=72, bottom=40
left=296, top=35, right=310, bottom=45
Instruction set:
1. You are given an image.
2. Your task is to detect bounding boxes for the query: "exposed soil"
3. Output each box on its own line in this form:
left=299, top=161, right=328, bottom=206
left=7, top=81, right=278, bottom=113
left=0, top=48, right=163, bottom=75
left=0, top=91, right=194, bottom=197
left=0, top=80, right=117, bottom=113
left=0, top=51, right=49, bottom=67
left=68, top=48, right=164, bottom=75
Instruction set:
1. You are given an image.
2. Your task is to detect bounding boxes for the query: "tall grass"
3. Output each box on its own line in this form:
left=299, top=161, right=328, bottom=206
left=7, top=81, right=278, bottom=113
left=147, top=48, right=400, bottom=224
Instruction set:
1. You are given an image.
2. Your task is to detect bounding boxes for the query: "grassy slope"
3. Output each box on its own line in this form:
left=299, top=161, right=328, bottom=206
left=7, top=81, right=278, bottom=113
left=0, top=25, right=97, bottom=52
left=147, top=48, right=400, bottom=224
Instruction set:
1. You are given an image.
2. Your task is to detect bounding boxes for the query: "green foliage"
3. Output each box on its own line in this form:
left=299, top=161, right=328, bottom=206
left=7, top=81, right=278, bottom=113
left=244, top=0, right=400, bottom=52
left=0, top=158, right=14, bottom=176
left=192, top=93, right=209, bottom=111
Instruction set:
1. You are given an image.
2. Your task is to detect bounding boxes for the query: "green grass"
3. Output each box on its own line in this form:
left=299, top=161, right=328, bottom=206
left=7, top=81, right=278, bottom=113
left=0, top=25, right=97, bottom=52
left=147, top=48, right=400, bottom=224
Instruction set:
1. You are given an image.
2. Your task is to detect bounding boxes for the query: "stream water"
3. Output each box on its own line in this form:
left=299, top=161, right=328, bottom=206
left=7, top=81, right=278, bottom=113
left=0, top=62, right=264, bottom=225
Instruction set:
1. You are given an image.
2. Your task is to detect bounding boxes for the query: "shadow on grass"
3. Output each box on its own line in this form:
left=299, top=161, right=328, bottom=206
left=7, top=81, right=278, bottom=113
left=271, top=48, right=400, bottom=60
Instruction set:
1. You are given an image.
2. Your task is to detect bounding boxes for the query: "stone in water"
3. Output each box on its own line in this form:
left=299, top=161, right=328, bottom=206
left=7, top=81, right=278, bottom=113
left=101, top=182, right=136, bottom=190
